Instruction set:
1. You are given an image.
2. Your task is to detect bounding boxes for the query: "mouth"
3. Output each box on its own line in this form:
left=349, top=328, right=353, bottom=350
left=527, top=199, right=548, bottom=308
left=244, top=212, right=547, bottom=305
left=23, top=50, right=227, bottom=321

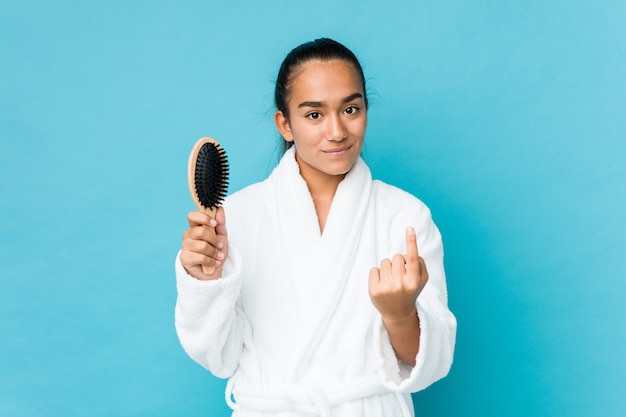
left=323, top=144, right=353, bottom=156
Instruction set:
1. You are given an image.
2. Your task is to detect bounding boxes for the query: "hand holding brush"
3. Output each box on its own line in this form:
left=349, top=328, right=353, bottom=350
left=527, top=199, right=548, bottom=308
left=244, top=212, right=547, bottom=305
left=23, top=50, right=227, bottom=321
left=180, top=137, right=230, bottom=279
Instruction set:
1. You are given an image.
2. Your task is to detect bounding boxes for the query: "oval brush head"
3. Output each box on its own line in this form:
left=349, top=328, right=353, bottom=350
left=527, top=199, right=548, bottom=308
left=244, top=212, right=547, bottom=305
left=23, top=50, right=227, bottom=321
left=188, top=137, right=229, bottom=212
left=187, top=137, right=229, bottom=274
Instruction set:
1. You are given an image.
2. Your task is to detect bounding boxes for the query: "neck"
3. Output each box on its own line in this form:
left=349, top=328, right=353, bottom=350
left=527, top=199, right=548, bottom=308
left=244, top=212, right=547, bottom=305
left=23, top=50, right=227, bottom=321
left=295, top=155, right=346, bottom=233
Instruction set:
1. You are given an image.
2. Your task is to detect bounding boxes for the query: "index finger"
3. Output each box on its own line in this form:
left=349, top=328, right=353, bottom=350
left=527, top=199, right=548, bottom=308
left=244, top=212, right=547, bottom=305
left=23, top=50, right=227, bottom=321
left=187, top=210, right=213, bottom=227
left=405, top=226, right=419, bottom=267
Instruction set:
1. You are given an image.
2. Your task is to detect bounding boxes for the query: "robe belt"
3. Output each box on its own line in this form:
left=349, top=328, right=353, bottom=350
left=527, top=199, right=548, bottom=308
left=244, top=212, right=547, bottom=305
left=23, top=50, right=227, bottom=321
left=225, top=376, right=412, bottom=416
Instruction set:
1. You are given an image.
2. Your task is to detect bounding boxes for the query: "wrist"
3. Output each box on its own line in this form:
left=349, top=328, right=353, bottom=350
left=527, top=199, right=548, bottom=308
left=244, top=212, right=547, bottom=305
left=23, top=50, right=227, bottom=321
left=382, top=307, right=419, bottom=329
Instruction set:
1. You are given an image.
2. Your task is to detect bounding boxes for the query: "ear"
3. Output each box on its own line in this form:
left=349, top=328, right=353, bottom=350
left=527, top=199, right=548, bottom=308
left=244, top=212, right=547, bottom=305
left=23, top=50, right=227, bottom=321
left=274, top=110, right=294, bottom=143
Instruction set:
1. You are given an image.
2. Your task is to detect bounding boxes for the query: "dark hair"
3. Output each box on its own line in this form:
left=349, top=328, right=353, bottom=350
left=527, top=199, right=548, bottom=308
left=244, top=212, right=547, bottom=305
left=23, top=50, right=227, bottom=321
left=274, top=38, right=367, bottom=154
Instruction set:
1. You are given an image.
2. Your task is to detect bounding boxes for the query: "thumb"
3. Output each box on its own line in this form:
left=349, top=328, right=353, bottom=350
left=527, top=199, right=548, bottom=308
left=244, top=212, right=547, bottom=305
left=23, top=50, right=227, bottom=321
left=214, top=206, right=228, bottom=238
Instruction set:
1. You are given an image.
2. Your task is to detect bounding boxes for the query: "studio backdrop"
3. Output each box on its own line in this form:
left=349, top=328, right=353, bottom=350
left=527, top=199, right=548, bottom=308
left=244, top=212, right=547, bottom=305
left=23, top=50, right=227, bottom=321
left=1, top=1, right=624, bottom=416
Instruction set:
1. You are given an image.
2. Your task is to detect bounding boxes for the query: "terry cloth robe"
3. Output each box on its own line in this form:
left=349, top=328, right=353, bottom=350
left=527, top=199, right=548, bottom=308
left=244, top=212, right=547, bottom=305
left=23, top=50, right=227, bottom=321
left=175, top=147, right=457, bottom=417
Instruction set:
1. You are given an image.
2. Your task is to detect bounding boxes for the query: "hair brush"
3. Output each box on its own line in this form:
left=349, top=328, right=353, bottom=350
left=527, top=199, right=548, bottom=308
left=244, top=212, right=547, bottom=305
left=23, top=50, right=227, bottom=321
left=187, top=137, right=229, bottom=275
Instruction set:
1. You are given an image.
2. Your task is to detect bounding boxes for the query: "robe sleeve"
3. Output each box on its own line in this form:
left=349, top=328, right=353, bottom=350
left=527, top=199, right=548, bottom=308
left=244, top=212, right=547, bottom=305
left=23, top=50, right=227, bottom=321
left=174, top=245, right=246, bottom=378
left=373, top=210, right=457, bottom=393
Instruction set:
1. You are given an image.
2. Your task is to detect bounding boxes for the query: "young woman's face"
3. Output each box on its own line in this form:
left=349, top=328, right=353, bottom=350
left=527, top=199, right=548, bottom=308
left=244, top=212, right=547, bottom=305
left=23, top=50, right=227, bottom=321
left=275, top=59, right=367, bottom=183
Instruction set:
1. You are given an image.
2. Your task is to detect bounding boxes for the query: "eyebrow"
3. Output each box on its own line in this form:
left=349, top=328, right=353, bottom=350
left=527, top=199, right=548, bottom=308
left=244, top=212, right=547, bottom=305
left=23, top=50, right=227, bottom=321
left=297, top=92, right=364, bottom=109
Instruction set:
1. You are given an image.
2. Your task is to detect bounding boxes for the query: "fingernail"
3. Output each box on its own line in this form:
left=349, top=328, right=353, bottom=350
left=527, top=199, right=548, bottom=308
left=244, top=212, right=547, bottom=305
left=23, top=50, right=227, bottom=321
left=407, top=226, right=415, bottom=235
left=217, top=240, right=224, bottom=249
left=217, top=251, right=225, bottom=260
left=209, top=219, right=217, bottom=227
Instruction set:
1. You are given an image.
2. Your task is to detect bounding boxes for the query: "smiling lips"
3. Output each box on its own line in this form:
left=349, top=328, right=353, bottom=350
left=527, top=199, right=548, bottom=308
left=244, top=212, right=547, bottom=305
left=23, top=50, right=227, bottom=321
left=323, top=144, right=353, bottom=155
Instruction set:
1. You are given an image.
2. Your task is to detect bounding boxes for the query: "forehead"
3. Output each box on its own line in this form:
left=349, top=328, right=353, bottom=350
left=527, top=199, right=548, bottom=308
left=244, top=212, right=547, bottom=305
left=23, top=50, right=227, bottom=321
left=288, top=59, right=364, bottom=101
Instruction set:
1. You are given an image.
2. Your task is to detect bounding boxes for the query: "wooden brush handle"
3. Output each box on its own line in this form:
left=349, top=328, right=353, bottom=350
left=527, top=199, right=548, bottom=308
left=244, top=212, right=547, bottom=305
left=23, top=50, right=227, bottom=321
left=200, top=206, right=218, bottom=275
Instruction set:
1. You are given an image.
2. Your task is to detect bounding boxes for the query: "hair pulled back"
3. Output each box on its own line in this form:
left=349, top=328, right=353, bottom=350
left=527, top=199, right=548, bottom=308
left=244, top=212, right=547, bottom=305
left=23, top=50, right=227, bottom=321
left=274, top=38, right=367, bottom=154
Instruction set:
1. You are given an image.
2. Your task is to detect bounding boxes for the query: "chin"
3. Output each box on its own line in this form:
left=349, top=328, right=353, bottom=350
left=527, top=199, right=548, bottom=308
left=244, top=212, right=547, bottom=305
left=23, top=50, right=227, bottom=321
left=327, top=161, right=357, bottom=177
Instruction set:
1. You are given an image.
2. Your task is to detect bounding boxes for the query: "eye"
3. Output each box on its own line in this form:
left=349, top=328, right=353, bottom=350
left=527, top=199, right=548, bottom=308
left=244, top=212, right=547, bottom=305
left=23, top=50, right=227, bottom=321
left=306, top=112, right=322, bottom=120
left=344, top=105, right=359, bottom=115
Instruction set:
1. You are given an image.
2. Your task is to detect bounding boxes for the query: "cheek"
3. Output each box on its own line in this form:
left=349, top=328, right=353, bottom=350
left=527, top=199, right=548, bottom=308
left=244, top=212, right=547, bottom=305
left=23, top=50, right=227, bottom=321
left=291, top=124, right=318, bottom=144
left=349, top=118, right=367, bottom=138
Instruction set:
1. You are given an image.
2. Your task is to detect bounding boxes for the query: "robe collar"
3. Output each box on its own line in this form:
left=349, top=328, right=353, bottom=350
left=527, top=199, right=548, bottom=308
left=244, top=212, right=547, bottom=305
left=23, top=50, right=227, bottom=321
left=268, top=146, right=373, bottom=380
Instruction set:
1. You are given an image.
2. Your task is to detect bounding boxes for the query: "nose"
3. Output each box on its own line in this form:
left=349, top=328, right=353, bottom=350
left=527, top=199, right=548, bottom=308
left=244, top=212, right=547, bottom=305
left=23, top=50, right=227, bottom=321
left=326, top=114, right=347, bottom=142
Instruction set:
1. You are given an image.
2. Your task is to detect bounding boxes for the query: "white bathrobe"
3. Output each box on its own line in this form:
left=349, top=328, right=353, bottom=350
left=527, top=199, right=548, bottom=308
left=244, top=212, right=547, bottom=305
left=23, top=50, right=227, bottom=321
left=175, top=147, right=456, bottom=417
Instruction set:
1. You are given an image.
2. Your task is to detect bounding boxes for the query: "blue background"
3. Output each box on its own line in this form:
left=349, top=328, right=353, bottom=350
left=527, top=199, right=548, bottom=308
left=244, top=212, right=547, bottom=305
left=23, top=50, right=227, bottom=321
left=1, top=1, right=625, bottom=416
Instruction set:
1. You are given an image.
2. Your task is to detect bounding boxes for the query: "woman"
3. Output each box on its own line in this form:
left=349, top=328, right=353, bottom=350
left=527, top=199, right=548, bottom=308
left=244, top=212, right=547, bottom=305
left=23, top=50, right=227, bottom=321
left=175, top=38, right=456, bottom=416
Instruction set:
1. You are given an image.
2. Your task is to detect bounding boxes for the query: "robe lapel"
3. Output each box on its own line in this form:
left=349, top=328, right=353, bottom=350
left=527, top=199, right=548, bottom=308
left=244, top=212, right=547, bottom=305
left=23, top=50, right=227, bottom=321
left=270, top=148, right=373, bottom=381
left=271, top=148, right=322, bottom=301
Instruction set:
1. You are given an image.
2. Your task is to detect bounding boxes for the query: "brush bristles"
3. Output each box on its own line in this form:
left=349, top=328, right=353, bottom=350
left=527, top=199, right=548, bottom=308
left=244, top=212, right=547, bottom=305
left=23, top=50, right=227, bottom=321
left=194, top=142, right=229, bottom=209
